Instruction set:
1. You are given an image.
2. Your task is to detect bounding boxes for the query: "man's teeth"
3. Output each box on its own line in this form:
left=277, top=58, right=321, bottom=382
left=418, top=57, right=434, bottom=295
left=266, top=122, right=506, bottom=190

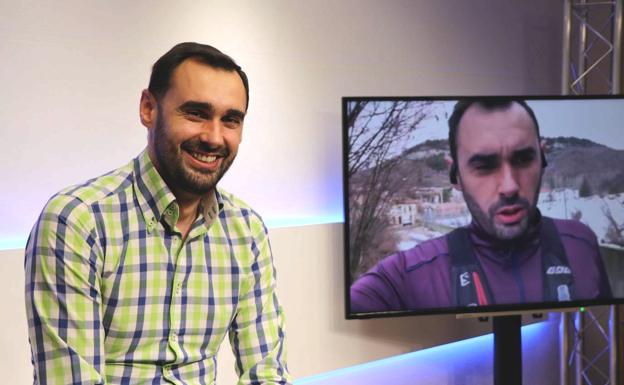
left=191, top=152, right=217, bottom=163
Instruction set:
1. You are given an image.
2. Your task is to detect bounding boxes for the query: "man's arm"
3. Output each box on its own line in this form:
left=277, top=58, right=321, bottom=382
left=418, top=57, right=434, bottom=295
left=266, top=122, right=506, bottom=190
left=350, top=263, right=404, bottom=313
left=228, top=218, right=290, bottom=385
left=25, top=194, right=106, bottom=385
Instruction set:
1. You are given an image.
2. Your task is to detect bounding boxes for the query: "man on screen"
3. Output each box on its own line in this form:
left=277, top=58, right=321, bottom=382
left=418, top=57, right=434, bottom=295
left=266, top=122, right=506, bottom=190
left=350, top=98, right=612, bottom=312
left=25, top=43, right=290, bottom=384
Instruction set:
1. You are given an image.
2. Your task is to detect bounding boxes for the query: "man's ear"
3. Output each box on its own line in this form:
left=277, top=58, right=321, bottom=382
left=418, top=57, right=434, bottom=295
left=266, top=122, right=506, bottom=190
left=446, top=155, right=462, bottom=190
left=139, top=89, right=158, bottom=130
left=454, top=174, right=462, bottom=191
left=540, top=139, right=548, bottom=169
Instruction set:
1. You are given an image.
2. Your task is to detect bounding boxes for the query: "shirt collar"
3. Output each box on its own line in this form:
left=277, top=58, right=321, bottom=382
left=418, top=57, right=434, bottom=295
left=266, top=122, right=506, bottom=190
left=133, top=149, right=177, bottom=233
left=202, top=190, right=222, bottom=225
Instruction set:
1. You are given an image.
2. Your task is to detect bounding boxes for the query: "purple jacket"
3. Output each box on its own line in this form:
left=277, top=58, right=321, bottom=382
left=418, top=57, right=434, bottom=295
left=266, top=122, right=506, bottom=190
left=350, top=216, right=612, bottom=313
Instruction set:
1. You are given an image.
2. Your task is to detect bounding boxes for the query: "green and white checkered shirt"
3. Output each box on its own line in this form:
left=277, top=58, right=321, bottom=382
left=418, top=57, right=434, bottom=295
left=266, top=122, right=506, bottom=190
left=25, top=149, right=290, bottom=385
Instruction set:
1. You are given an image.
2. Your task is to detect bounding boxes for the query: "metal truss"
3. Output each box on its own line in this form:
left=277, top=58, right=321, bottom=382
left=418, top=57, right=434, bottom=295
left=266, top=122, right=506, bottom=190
left=561, top=0, right=622, bottom=95
left=560, top=1, right=623, bottom=384
left=560, top=308, right=621, bottom=385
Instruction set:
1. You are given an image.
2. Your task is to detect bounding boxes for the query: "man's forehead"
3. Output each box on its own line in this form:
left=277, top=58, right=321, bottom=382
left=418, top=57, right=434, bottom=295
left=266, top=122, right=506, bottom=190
left=457, top=102, right=538, bottom=154
left=167, top=59, right=246, bottom=107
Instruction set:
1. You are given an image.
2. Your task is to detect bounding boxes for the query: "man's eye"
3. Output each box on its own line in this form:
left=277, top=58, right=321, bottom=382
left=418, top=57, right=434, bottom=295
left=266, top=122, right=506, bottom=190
left=474, top=162, right=496, bottom=172
left=223, top=116, right=242, bottom=125
left=185, top=110, right=206, bottom=119
left=512, top=153, right=536, bottom=167
left=474, top=163, right=496, bottom=170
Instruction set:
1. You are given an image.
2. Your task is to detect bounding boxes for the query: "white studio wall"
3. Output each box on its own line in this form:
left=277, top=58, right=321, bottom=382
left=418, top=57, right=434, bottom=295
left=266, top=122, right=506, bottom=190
left=1, top=1, right=565, bottom=384
left=0, top=0, right=563, bottom=247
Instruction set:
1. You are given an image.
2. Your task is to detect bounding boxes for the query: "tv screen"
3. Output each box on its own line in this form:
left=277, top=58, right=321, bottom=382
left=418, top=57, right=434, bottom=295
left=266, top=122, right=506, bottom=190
left=344, top=95, right=624, bottom=319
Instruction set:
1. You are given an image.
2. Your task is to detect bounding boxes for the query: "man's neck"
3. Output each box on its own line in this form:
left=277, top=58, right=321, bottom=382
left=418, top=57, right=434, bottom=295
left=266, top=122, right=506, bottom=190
left=173, top=188, right=204, bottom=240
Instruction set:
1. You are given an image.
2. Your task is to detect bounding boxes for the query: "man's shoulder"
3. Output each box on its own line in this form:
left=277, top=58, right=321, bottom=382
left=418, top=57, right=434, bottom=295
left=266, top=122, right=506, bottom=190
left=383, top=234, right=449, bottom=274
left=216, top=187, right=266, bottom=230
left=31, top=160, right=134, bottom=243
left=217, top=187, right=252, bottom=209
left=547, top=216, right=597, bottom=244
left=55, top=159, right=135, bottom=207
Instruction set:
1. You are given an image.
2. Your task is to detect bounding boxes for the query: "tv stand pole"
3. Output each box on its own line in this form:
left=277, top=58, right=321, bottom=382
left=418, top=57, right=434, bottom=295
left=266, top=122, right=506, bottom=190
left=493, top=315, right=522, bottom=385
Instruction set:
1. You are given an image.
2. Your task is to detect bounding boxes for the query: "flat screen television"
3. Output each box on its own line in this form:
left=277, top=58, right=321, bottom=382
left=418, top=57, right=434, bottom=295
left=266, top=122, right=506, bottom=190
left=344, top=95, right=624, bottom=319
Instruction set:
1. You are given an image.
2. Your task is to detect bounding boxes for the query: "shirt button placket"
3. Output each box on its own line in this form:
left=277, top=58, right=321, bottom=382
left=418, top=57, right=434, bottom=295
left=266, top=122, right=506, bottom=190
left=163, top=366, right=177, bottom=383
left=169, top=281, right=181, bottom=343
left=168, top=251, right=184, bottom=369
left=172, top=234, right=182, bottom=254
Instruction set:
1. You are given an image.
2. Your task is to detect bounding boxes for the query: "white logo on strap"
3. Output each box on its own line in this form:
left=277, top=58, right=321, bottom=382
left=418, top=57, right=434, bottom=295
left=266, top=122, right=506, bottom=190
left=460, top=272, right=470, bottom=287
left=547, top=266, right=572, bottom=275
left=557, top=285, right=571, bottom=301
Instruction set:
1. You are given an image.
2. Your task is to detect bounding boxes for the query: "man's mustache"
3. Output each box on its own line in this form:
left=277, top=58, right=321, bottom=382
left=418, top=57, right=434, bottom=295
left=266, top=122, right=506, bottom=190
left=488, top=195, right=530, bottom=215
left=182, top=139, right=229, bottom=158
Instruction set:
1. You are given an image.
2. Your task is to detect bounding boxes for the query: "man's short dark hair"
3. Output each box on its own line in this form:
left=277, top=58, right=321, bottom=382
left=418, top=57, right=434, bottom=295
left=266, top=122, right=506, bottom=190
left=447, top=98, right=545, bottom=184
left=148, top=42, right=249, bottom=110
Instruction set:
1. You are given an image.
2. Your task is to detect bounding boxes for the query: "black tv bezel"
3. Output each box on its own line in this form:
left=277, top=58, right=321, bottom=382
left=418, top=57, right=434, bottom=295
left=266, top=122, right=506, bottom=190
left=343, top=94, right=624, bottom=320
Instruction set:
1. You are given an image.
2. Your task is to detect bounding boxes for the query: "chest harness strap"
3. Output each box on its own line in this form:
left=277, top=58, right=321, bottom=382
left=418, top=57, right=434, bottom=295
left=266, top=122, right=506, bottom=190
left=448, top=217, right=576, bottom=307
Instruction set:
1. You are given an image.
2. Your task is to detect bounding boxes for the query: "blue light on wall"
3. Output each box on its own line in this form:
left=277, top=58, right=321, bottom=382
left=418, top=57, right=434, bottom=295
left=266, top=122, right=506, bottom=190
left=265, top=215, right=344, bottom=229
left=0, top=218, right=345, bottom=251
left=0, top=236, right=28, bottom=251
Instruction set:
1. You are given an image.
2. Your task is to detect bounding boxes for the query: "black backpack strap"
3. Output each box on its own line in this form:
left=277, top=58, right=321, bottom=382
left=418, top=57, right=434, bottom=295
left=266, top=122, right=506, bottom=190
left=540, top=217, right=576, bottom=302
left=448, top=228, right=494, bottom=307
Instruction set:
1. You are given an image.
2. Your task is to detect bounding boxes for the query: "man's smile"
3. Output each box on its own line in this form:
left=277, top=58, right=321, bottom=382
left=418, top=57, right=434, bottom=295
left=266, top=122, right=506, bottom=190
left=190, top=152, right=217, bottom=163
left=184, top=150, right=223, bottom=171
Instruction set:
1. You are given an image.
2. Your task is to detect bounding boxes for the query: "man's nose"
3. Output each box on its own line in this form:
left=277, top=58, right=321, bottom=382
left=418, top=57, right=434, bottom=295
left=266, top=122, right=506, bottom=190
left=198, top=119, right=225, bottom=146
left=499, top=164, right=519, bottom=197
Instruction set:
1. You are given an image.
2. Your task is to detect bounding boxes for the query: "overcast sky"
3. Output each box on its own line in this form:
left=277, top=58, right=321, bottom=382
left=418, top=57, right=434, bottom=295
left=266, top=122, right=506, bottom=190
left=407, top=98, right=624, bottom=150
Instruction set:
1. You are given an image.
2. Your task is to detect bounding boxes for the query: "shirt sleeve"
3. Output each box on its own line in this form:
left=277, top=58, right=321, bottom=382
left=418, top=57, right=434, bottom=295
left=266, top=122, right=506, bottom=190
left=228, top=217, right=291, bottom=385
left=25, top=194, right=106, bottom=385
left=350, top=255, right=406, bottom=313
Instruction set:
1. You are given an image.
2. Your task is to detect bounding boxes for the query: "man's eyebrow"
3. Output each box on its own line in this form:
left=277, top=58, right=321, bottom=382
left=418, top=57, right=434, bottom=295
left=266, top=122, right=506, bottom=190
left=467, top=153, right=499, bottom=166
left=225, top=108, right=246, bottom=120
left=177, top=101, right=215, bottom=113
left=511, top=147, right=537, bottom=157
left=177, top=101, right=245, bottom=120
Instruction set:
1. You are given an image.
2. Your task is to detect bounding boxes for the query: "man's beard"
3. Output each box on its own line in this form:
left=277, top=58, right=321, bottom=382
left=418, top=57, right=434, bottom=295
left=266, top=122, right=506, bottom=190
left=461, top=176, right=541, bottom=241
left=153, top=112, right=235, bottom=196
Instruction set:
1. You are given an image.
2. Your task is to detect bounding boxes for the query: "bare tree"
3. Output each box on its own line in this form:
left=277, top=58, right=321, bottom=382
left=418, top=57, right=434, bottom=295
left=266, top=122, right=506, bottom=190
left=602, top=203, right=624, bottom=247
left=347, top=100, right=434, bottom=280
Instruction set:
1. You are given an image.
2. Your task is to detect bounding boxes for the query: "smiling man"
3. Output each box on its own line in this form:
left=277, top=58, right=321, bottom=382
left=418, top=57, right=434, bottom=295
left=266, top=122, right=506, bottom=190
left=350, top=98, right=613, bottom=312
left=25, top=43, right=290, bottom=384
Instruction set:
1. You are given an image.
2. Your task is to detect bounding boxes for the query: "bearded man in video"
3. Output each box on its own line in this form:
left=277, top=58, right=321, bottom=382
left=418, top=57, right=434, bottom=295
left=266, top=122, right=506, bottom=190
left=350, top=99, right=613, bottom=312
